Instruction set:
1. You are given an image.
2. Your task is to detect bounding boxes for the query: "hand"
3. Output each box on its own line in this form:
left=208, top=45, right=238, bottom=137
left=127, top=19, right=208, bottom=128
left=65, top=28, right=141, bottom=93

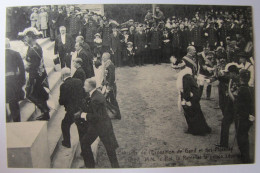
left=249, top=115, right=255, bottom=122
left=186, top=101, right=192, bottom=106
left=74, top=111, right=82, bottom=120
left=145, top=45, right=147, bottom=48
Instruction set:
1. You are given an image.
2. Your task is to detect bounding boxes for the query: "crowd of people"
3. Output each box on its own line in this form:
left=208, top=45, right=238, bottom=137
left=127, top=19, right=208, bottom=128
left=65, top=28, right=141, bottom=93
left=5, top=4, right=255, bottom=167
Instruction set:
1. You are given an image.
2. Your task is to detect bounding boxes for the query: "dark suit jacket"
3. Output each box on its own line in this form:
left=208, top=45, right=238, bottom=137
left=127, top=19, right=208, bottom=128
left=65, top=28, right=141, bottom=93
left=54, top=34, right=74, bottom=55
left=59, top=77, right=84, bottom=113
left=73, top=67, right=86, bottom=83
left=81, top=90, right=119, bottom=149
left=77, top=49, right=94, bottom=79
left=6, top=49, right=26, bottom=102
left=134, top=32, right=147, bottom=53
left=105, top=61, right=116, bottom=88
left=110, top=32, right=123, bottom=52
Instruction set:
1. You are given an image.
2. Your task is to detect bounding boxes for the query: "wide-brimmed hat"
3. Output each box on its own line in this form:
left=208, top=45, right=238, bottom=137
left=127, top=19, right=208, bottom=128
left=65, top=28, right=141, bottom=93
left=32, top=7, right=38, bottom=11
left=94, top=33, right=101, bottom=37
left=224, top=62, right=240, bottom=72
left=39, top=6, right=46, bottom=11
left=18, top=27, right=43, bottom=39
left=121, top=28, right=128, bottom=32
left=127, top=42, right=133, bottom=46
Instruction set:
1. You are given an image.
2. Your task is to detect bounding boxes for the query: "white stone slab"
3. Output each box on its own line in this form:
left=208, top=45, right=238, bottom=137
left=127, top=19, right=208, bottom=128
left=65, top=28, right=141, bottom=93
left=7, top=121, right=50, bottom=168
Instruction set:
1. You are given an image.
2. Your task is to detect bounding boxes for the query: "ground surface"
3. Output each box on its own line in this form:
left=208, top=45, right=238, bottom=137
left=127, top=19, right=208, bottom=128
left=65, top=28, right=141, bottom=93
left=74, top=64, right=255, bottom=168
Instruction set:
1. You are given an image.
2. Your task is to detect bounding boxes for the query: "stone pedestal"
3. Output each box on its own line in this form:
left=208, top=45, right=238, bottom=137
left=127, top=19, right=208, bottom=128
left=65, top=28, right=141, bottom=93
left=7, top=121, right=50, bottom=168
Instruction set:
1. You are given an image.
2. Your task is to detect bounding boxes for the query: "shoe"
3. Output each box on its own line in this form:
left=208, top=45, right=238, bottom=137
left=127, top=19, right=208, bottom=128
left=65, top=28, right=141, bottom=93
left=36, top=113, right=50, bottom=121
left=214, top=106, right=220, bottom=109
left=62, top=140, right=71, bottom=148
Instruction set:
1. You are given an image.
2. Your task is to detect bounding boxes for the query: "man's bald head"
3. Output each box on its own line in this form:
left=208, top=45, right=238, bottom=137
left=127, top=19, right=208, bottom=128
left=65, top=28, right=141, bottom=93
left=102, top=52, right=111, bottom=62
left=76, top=36, right=84, bottom=43
left=61, top=67, right=71, bottom=80
left=187, top=46, right=196, bottom=56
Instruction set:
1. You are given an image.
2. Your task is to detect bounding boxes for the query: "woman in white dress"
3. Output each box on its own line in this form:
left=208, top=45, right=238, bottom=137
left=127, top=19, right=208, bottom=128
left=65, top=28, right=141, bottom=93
left=30, top=8, right=39, bottom=29
left=39, top=7, right=48, bottom=38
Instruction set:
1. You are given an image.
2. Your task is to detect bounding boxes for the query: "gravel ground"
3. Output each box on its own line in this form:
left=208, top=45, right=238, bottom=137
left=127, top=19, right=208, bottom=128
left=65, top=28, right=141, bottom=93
left=82, top=64, right=255, bottom=168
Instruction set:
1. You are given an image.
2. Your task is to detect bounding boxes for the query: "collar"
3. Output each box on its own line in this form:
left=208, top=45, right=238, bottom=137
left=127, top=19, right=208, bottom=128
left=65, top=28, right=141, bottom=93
left=64, top=76, right=71, bottom=81
left=89, top=88, right=97, bottom=97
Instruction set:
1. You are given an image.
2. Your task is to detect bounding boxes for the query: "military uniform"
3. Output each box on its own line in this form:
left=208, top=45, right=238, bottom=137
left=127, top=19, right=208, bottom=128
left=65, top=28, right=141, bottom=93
left=6, top=48, right=26, bottom=122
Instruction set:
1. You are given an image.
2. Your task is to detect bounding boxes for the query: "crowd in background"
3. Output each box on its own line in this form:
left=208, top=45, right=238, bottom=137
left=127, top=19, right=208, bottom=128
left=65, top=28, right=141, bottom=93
left=6, top=4, right=255, bottom=165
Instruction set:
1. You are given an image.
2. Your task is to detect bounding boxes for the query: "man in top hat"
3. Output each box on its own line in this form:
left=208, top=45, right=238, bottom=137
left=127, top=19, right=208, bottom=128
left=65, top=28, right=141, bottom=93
left=5, top=38, right=26, bottom=122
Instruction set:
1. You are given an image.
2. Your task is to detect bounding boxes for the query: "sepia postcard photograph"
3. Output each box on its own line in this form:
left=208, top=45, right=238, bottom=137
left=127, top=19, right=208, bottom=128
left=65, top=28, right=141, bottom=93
left=1, top=0, right=260, bottom=172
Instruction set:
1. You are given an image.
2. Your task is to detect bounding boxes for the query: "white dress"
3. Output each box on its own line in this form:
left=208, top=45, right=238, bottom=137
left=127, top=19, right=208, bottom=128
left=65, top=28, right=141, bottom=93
left=39, top=12, right=48, bottom=30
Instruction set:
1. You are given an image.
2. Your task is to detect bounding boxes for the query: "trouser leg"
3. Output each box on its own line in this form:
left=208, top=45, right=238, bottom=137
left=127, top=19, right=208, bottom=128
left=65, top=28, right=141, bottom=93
left=237, top=120, right=252, bottom=163
left=199, top=85, right=204, bottom=98
left=9, top=101, right=21, bottom=122
left=60, top=55, right=66, bottom=68
left=104, top=145, right=119, bottom=168
left=206, top=85, right=212, bottom=98
left=220, top=104, right=234, bottom=147
left=61, top=112, right=74, bottom=145
left=80, top=126, right=98, bottom=168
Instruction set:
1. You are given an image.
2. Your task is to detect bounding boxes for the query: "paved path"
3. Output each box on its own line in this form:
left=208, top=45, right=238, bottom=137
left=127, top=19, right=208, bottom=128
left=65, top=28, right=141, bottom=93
left=73, top=64, right=255, bottom=168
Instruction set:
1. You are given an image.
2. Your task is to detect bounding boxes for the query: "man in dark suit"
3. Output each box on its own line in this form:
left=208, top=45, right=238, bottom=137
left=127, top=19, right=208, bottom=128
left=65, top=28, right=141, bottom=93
left=110, top=26, right=124, bottom=67
left=76, top=35, right=91, bottom=55
left=48, top=5, right=58, bottom=41
left=75, top=42, right=94, bottom=79
left=5, top=38, right=26, bottom=122
left=72, top=58, right=86, bottom=83
left=54, top=26, right=74, bottom=68
left=74, top=77, right=119, bottom=168
left=102, top=53, right=121, bottom=120
left=134, top=25, right=147, bottom=66
left=59, top=68, right=84, bottom=148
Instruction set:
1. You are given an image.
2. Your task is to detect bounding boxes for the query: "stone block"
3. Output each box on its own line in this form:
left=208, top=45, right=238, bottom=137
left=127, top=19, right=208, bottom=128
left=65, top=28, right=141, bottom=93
left=7, top=121, right=50, bottom=168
